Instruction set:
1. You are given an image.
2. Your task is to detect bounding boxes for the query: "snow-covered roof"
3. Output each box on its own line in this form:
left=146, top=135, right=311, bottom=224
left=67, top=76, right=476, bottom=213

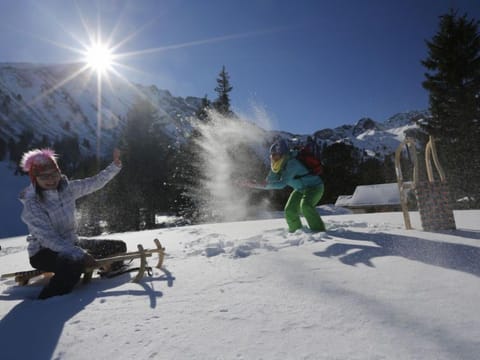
left=334, top=195, right=353, bottom=207
left=335, top=183, right=400, bottom=207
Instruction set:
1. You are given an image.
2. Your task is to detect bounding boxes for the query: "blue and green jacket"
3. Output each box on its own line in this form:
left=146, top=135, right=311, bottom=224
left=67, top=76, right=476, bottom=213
left=264, top=153, right=323, bottom=192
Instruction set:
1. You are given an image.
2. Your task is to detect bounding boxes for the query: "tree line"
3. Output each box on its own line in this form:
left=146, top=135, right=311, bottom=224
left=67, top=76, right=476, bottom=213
left=76, top=65, right=241, bottom=234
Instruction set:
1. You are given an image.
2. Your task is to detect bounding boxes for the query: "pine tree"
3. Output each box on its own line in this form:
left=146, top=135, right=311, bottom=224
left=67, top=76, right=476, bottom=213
left=358, top=158, right=385, bottom=185
left=105, top=98, right=171, bottom=231
left=196, top=95, right=212, bottom=122
left=0, top=137, right=6, bottom=161
left=321, top=142, right=360, bottom=204
left=54, top=136, right=81, bottom=176
left=168, top=130, right=204, bottom=222
left=213, top=66, right=233, bottom=116
left=421, top=10, right=480, bottom=206
left=422, top=10, right=480, bottom=139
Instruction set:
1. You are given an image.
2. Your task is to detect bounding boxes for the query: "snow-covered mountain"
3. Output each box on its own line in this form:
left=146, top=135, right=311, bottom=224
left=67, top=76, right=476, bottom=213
left=0, top=62, right=428, bottom=160
left=309, top=111, right=428, bottom=158
left=0, top=62, right=202, bottom=156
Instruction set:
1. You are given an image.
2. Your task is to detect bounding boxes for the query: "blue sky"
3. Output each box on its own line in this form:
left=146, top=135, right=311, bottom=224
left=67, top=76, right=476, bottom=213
left=0, top=0, right=479, bottom=134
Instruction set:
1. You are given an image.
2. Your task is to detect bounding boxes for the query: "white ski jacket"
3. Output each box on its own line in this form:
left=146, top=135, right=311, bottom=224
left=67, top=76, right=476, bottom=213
left=20, top=162, right=121, bottom=258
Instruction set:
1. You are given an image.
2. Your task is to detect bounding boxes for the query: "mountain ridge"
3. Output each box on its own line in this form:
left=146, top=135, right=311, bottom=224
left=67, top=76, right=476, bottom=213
left=0, top=62, right=202, bottom=157
left=0, top=62, right=428, bottom=161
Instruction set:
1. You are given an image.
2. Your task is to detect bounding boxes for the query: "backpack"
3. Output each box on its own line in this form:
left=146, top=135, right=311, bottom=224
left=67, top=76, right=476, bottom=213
left=295, top=145, right=324, bottom=176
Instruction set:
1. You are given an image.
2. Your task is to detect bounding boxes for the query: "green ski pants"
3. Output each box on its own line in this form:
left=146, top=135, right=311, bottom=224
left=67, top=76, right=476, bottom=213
left=284, top=185, right=325, bottom=233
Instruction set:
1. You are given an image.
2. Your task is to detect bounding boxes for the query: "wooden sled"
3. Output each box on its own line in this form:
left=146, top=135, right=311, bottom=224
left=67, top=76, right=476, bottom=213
left=1, top=239, right=165, bottom=286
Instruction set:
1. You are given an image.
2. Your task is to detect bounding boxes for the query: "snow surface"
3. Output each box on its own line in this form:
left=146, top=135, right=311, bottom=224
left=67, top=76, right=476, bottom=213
left=1, top=208, right=480, bottom=359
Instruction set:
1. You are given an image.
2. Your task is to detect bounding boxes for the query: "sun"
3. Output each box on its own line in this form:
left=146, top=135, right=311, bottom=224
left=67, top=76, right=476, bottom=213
left=84, top=42, right=114, bottom=73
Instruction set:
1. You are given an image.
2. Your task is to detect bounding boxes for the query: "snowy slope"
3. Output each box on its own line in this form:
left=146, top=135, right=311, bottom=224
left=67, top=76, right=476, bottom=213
left=0, top=63, right=201, bottom=156
left=1, top=209, right=479, bottom=360
left=313, top=111, right=428, bottom=158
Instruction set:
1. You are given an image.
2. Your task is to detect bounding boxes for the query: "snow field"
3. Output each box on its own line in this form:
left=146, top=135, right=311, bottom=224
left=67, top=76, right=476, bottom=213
left=1, top=210, right=479, bottom=359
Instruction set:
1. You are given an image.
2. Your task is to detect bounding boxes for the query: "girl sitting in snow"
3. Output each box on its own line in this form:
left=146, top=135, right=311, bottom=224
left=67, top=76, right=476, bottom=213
left=19, top=148, right=124, bottom=299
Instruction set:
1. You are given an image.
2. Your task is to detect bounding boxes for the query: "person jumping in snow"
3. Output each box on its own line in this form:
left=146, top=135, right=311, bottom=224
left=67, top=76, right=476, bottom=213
left=19, top=148, right=124, bottom=299
left=244, top=139, right=326, bottom=233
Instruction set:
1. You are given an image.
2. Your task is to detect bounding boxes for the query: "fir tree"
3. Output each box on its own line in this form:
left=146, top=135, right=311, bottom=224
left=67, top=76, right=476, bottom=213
left=105, top=98, right=171, bottom=231
left=54, top=136, right=81, bottom=176
left=0, top=137, right=6, bottom=161
left=321, top=142, right=360, bottom=204
left=358, top=158, right=385, bottom=186
left=421, top=9, right=480, bottom=206
left=422, top=10, right=480, bottom=139
left=168, top=130, right=204, bottom=223
left=196, top=95, right=212, bottom=122
left=213, top=66, right=233, bottom=116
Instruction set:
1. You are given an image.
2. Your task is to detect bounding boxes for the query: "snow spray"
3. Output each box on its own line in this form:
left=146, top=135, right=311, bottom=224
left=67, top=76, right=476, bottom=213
left=193, top=108, right=274, bottom=222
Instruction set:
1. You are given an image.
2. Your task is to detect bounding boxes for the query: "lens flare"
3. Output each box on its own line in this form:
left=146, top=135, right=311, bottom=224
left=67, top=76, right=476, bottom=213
left=84, top=43, right=114, bottom=73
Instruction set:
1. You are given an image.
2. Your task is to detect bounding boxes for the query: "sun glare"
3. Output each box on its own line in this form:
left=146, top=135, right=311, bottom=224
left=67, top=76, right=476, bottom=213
left=85, top=43, right=114, bottom=73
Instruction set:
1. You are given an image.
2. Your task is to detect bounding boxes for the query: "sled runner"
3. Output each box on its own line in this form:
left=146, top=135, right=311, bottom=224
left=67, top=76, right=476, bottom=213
left=1, top=239, right=165, bottom=286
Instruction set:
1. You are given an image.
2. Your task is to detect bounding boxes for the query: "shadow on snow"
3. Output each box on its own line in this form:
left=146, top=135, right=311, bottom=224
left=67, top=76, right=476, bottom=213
left=0, top=267, right=175, bottom=360
left=314, top=230, right=480, bottom=277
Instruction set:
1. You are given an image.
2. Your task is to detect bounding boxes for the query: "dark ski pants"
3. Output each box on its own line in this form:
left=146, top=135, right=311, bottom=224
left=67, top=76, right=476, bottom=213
left=30, top=249, right=84, bottom=300
left=29, top=239, right=127, bottom=299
